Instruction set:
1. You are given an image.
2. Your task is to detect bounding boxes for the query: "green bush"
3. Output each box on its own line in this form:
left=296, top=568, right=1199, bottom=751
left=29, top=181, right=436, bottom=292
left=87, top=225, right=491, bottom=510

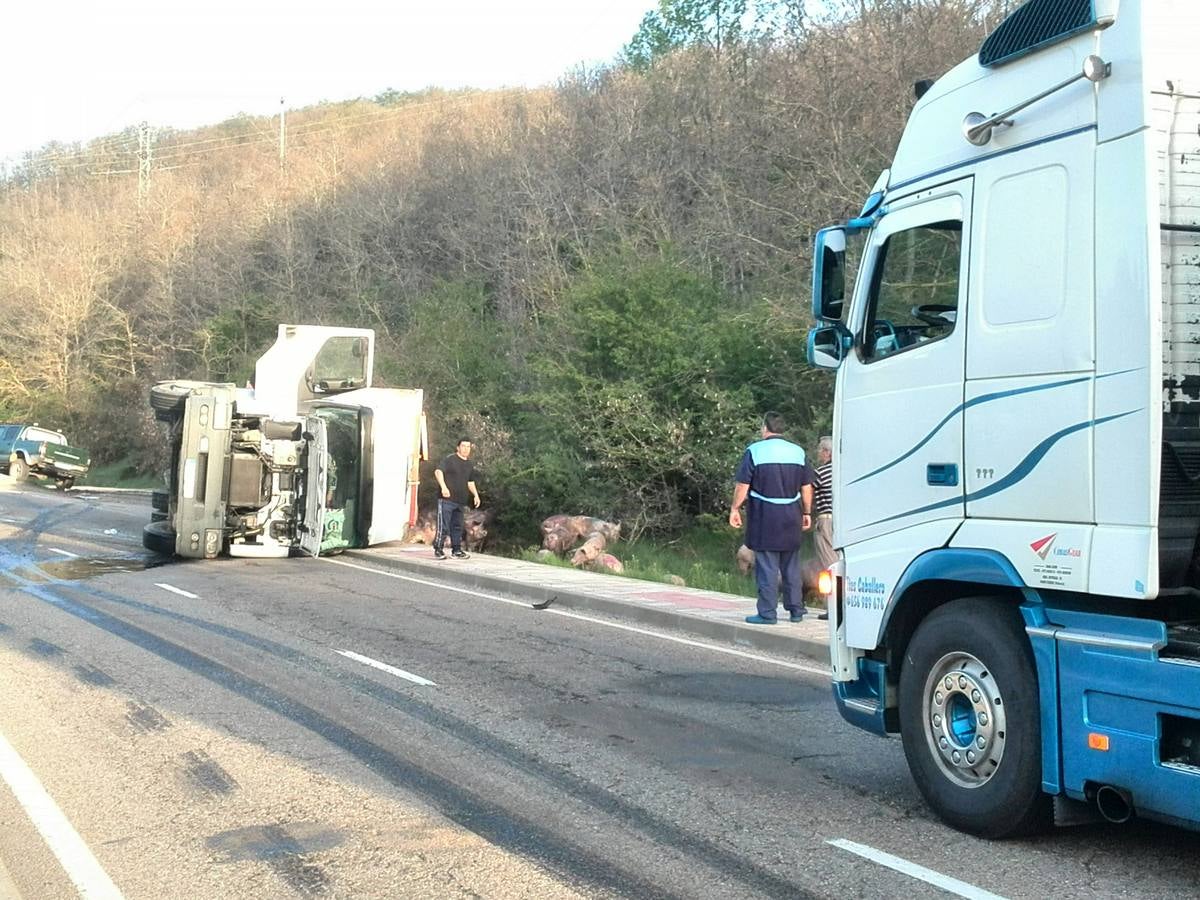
left=507, top=256, right=828, bottom=538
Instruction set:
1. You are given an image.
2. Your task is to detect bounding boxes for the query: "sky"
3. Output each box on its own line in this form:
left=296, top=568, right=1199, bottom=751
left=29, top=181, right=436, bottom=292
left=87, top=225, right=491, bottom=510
left=2, top=0, right=655, bottom=165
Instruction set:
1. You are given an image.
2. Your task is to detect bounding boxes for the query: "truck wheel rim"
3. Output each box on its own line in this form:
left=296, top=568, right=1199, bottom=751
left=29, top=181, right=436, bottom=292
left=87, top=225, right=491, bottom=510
left=922, top=651, right=1006, bottom=788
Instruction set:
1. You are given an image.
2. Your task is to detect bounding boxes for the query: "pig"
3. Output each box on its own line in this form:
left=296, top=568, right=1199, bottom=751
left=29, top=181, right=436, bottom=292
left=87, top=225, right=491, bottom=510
left=405, top=507, right=494, bottom=552
left=589, top=553, right=624, bottom=574
left=737, top=543, right=824, bottom=593
left=570, top=534, right=606, bottom=566
left=540, top=515, right=621, bottom=554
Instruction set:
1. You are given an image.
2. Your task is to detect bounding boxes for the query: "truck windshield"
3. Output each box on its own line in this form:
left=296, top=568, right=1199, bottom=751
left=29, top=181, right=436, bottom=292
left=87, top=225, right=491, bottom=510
left=309, top=337, right=368, bottom=394
left=311, top=407, right=362, bottom=552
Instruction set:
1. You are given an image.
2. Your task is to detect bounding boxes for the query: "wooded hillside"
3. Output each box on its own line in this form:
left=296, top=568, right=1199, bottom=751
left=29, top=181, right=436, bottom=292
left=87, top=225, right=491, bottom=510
left=0, top=0, right=1006, bottom=538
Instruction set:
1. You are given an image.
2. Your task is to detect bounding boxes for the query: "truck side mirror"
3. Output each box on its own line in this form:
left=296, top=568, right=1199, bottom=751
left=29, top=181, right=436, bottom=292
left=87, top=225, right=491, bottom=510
left=812, top=227, right=847, bottom=322
left=807, top=323, right=852, bottom=370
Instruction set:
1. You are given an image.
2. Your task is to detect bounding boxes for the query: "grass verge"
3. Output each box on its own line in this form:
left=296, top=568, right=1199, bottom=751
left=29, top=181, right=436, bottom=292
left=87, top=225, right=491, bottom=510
left=79, top=458, right=162, bottom=489
left=506, top=517, right=827, bottom=606
left=510, top=522, right=772, bottom=598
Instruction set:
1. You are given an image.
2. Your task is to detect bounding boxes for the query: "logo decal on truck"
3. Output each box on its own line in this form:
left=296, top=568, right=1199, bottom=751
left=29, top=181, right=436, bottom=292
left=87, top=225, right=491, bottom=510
left=1030, top=533, right=1056, bottom=559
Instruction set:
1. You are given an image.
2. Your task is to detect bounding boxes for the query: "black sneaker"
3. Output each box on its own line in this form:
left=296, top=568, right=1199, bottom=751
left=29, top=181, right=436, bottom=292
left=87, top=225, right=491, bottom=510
left=433, top=548, right=446, bottom=560
left=452, top=550, right=470, bottom=559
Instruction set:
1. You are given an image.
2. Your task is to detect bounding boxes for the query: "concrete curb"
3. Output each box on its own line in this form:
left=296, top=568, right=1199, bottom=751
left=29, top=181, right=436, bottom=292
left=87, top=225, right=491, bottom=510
left=343, top=550, right=831, bottom=665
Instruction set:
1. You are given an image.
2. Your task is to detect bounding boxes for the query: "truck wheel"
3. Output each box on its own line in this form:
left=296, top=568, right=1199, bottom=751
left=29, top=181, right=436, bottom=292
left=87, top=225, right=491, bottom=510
left=151, top=489, right=169, bottom=512
left=899, top=597, right=1049, bottom=838
left=9, top=458, right=29, bottom=482
left=142, top=521, right=177, bottom=556
left=55, top=477, right=75, bottom=491
left=150, top=380, right=212, bottom=415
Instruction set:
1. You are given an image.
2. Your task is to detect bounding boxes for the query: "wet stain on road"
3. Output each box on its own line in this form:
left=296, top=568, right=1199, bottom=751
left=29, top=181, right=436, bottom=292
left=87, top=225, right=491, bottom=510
left=36, top=556, right=167, bottom=581
left=207, top=823, right=342, bottom=895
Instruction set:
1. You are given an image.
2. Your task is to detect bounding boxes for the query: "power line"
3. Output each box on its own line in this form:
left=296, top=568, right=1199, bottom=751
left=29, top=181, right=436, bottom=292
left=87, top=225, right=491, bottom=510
left=22, top=89, right=527, bottom=173
left=33, top=87, right=539, bottom=187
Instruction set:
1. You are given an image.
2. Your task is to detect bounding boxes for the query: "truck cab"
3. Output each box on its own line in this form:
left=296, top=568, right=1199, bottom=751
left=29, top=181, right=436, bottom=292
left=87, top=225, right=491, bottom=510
left=808, top=0, right=1200, bottom=835
left=145, top=325, right=426, bottom=560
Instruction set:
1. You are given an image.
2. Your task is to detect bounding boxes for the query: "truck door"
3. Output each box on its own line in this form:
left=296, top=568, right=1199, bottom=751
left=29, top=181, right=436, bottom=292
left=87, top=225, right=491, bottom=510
left=299, top=417, right=329, bottom=557
left=360, top=389, right=425, bottom=546
left=836, top=180, right=972, bottom=547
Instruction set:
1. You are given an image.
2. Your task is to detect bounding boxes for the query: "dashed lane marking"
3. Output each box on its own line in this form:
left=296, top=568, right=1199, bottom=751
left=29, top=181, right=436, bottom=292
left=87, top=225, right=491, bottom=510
left=154, top=583, right=199, bottom=600
left=827, top=839, right=1008, bottom=900
left=48, top=548, right=79, bottom=558
left=0, top=729, right=125, bottom=899
left=322, top=558, right=830, bottom=678
left=335, top=649, right=437, bottom=687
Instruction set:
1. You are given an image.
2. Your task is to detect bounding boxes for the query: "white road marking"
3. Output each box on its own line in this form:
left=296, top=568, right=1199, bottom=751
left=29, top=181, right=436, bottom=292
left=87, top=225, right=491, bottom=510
left=154, top=583, right=199, bottom=600
left=48, top=548, right=80, bottom=558
left=335, top=649, right=437, bottom=686
left=323, top=558, right=829, bottom=678
left=827, top=839, right=1007, bottom=900
left=0, top=729, right=125, bottom=900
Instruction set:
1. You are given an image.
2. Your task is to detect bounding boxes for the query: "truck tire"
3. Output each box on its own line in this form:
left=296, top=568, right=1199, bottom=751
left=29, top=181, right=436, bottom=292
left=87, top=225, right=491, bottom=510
left=150, top=380, right=213, bottom=416
left=55, top=477, right=75, bottom=491
left=143, top=521, right=177, bottom=556
left=9, top=458, right=29, bottom=482
left=899, top=597, right=1049, bottom=838
left=151, top=489, right=169, bottom=512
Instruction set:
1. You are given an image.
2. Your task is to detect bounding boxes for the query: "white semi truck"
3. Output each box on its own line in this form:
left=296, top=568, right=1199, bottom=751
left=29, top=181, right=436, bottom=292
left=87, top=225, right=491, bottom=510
left=144, top=324, right=426, bottom=559
left=808, top=0, right=1200, bottom=836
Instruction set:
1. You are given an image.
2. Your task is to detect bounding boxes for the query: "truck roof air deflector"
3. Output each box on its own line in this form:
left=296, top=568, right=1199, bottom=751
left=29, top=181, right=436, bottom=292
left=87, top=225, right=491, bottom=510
left=979, top=0, right=1112, bottom=69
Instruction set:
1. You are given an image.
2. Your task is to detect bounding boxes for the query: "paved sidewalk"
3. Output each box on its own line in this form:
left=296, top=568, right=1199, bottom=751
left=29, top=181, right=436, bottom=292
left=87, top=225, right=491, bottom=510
left=344, top=544, right=830, bottom=664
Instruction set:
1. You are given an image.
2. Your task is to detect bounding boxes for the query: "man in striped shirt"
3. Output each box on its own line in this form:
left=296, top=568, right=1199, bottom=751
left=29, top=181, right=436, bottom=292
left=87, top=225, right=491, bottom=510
left=729, top=412, right=815, bottom=624
left=813, top=436, right=835, bottom=621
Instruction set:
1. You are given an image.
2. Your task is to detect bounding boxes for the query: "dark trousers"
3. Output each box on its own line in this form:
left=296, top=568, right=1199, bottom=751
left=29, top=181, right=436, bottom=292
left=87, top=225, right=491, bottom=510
left=754, top=548, right=804, bottom=620
left=434, top=499, right=464, bottom=553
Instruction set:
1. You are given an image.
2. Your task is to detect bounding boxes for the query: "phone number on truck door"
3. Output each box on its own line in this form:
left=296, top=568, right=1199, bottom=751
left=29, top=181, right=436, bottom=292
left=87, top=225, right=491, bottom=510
left=845, top=576, right=887, bottom=610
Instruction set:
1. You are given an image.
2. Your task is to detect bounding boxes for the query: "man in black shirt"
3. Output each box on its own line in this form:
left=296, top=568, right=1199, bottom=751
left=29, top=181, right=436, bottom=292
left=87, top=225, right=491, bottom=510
left=433, top=438, right=481, bottom=559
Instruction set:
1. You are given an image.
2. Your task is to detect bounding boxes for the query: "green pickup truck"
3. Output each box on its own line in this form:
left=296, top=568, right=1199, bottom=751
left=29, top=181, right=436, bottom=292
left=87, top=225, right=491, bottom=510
left=0, top=424, right=91, bottom=489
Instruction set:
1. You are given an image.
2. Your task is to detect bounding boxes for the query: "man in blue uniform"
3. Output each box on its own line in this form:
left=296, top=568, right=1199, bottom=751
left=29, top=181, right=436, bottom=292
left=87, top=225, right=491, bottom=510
left=729, top=413, right=815, bottom=624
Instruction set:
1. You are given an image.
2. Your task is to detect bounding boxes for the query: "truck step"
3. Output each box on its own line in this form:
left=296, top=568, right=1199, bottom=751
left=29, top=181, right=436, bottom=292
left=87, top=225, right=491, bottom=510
left=1163, top=623, right=1200, bottom=663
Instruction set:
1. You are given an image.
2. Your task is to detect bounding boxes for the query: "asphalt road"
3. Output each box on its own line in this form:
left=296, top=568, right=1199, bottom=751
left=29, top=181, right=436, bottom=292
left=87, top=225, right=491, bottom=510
left=1, top=481, right=1198, bottom=899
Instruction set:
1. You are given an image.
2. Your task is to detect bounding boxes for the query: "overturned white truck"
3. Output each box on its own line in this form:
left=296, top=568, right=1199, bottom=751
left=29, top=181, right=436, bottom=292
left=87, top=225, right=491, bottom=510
left=144, top=325, right=426, bottom=559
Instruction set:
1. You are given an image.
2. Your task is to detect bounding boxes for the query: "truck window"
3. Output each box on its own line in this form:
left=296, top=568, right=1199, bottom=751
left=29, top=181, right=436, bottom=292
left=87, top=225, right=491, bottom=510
left=861, top=220, right=962, bottom=363
left=23, top=427, right=67, bottom=444
left=309, top=337, right=368, bottom=394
